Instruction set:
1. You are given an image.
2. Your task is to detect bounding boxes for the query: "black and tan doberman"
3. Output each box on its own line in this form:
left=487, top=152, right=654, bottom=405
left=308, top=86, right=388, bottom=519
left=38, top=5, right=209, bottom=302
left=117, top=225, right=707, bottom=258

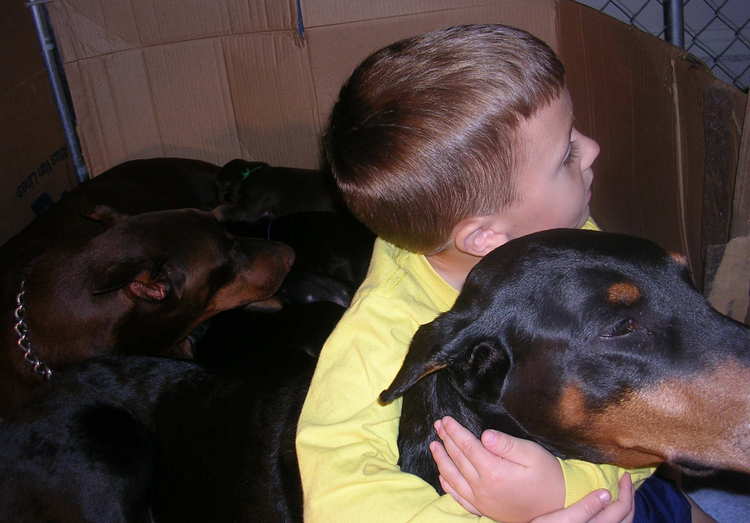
left=381, top=229, right=750, bottom=489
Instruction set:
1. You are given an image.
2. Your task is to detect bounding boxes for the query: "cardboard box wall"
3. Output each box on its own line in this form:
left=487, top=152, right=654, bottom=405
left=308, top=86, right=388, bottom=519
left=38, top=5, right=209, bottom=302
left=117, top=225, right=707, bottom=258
left=0, top=2, right=76, bottom=246
left=45, top=0, right=746, bottom=285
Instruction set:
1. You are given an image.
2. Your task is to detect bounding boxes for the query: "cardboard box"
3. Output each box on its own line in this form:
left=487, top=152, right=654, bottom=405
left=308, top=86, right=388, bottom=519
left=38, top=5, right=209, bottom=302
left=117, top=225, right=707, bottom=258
left=0, top=2, right=76, bottom=246
left=560, top=2, right=746, bottom=287
left=45, top=0, right=746, bottom=285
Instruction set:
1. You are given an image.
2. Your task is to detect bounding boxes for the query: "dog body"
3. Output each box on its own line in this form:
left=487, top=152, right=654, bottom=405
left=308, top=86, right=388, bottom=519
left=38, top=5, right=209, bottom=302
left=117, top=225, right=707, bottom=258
left=0, top=354, right=314, bottom=523
left=61, top=157, right=221, bottom=214
left=381, top=229, right=750, bottom=489
left=0, top=206, right=292, bottom=415
left=0, top=358, right=193, bottom=523
left=0, top=298, right=345, bottom=522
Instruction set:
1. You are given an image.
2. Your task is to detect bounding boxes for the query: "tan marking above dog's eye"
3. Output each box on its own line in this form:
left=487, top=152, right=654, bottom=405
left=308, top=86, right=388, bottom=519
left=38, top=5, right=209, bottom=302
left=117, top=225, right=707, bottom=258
left=607, top=282, right=641, bottom=305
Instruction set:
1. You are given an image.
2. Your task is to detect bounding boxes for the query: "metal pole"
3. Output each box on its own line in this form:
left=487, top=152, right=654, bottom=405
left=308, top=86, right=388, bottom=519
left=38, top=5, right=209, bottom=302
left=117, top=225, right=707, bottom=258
left=664, top=0, right=685, bottom=49
left=27, top=0, right=89, bottom=184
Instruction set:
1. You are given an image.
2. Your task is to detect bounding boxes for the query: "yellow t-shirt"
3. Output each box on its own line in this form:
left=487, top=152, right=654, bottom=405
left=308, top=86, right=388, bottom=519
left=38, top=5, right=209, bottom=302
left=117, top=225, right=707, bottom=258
left=296, top=220, right=653, bottom=522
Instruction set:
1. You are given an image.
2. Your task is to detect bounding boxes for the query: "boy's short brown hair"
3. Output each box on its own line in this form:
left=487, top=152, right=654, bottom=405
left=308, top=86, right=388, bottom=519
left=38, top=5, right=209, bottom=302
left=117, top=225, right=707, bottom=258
left=324, top=24, right=565, bottom=253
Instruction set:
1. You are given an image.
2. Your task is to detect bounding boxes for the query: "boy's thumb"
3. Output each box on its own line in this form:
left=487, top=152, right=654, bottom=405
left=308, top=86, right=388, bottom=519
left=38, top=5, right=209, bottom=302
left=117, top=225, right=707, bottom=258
left=533, top=490, right=610, bottom=523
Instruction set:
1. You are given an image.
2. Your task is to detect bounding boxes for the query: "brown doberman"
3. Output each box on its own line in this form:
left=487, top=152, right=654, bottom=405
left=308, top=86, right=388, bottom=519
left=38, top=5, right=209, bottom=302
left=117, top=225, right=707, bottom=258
left=0, top=205, right=292, bottom=415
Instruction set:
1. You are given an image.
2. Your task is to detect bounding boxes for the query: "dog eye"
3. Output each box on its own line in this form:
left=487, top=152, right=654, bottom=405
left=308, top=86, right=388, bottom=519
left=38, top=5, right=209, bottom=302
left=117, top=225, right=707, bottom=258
left=600, top=318, right=636, bottom=338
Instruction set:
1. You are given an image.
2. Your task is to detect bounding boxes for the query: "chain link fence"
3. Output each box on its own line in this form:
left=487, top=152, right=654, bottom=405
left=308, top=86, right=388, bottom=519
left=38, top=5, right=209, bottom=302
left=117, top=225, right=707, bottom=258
left=577, top=0, right=750, bottom=91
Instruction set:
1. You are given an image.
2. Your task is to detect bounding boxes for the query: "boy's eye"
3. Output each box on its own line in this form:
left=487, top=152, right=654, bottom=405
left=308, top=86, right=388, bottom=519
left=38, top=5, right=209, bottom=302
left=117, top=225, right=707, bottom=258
left=563, top=141, right=580, bottom=167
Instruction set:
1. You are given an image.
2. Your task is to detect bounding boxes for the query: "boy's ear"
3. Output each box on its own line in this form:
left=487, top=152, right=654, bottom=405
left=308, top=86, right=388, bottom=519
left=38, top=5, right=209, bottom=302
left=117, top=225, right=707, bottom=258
left=454, top=216, right=509, bottom=257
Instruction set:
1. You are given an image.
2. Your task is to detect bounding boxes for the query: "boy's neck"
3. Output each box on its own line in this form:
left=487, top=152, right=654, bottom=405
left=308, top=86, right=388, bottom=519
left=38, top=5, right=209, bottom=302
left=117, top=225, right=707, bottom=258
left=426, top=247, right=481, bottom=290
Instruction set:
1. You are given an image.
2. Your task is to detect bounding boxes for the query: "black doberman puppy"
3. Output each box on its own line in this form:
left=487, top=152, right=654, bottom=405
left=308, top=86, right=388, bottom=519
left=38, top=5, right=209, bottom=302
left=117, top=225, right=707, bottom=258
left=216, top=160, right=342, bottom=223
left=2, top=229, right=747, bottom=522
left=380, top=229, right=750, bottom=489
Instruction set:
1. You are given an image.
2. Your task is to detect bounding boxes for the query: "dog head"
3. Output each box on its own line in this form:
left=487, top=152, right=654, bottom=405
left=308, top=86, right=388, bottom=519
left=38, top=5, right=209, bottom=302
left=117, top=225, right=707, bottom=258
left=25, top=205, right=293, bottom=362
left=215, top=160, right=339, bottom=224
left=381, top=229, right=750, bottom=475
left=215, top=160, right=270, bottom=207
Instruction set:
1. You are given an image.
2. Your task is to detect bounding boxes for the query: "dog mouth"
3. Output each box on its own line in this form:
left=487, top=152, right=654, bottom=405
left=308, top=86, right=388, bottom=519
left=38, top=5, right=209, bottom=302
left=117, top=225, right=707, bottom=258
left=245, top=242, right=295, bottom=304
left=671, top=458, right=717, bottom=476
left=661, top=419, right=750, bottom=476
left=242, top=295, right=284, bottom=312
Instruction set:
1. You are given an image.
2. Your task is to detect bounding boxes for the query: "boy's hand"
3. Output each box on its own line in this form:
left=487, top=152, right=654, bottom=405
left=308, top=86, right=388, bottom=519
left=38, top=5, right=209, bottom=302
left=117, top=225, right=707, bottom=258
left=430, top=416, right=565, bottom=522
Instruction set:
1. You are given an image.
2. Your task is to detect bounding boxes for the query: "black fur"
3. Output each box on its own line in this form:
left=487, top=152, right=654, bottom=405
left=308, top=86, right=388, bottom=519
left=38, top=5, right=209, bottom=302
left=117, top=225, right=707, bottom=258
left=216, top=160, right=342, bottom=222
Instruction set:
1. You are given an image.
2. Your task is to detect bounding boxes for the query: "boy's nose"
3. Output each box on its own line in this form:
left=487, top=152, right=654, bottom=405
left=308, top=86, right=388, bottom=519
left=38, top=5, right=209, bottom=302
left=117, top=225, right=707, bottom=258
left=580, top=134, right=600, bottom=172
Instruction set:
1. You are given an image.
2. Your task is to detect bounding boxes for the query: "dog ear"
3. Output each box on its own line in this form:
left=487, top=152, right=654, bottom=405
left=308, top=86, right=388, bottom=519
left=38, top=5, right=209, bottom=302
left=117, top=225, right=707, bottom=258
left=92, top=261, right=185, bottom=303
left=450, top=339, right=511, bottom=403
left=379, top=312, right=509, bottom=404
left=84, top=204, right=128, bottom=226
left=211, top=203, right=246, bottom=224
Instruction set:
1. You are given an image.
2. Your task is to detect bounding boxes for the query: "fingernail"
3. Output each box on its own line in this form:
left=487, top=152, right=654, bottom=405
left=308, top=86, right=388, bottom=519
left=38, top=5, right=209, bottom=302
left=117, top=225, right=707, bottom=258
left=597, top=490, right=611, bottom=503
left=483, top=429, right=497, bottom=444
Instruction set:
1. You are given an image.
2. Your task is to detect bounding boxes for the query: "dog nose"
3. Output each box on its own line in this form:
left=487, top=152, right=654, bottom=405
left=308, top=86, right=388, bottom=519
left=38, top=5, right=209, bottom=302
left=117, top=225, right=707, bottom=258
left=277, top=242, right=295, bottom=270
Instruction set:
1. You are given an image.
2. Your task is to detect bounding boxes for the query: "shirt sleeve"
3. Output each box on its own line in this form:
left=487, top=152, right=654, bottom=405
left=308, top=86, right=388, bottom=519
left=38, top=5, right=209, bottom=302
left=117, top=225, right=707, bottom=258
left=559, top=459, right=655, bottom=506
left=296, top=294, right=495, bottom=522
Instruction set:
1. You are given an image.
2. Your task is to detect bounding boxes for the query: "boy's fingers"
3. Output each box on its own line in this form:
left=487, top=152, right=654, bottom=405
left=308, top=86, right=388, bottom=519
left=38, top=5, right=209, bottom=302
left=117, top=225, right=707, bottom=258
left=589, top=474, right=634, bottom=523
left=618, top=472, right=633, bottom=496
left=438, top=474, right=481, bottom=516
left=481, top=428, right=546, bottom=467
left=430, top=440, right=473, bottom=498
left=435, top=418, right=480, bottom=483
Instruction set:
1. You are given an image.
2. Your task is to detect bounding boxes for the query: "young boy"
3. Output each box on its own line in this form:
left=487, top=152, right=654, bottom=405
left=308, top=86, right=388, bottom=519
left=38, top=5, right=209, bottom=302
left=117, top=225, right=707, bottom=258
left=296, top=24, right=693, bottom=522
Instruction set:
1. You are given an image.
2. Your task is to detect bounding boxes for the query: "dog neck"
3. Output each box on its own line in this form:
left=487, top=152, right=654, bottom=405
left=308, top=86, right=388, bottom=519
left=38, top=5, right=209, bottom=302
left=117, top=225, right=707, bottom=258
left=13, top=277, right=54, bottom=380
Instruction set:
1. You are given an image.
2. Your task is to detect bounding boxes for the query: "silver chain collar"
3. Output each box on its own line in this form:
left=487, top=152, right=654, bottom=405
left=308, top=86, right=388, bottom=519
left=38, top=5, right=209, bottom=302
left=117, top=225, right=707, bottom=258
left=13, top=278, right=53, bottom=380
